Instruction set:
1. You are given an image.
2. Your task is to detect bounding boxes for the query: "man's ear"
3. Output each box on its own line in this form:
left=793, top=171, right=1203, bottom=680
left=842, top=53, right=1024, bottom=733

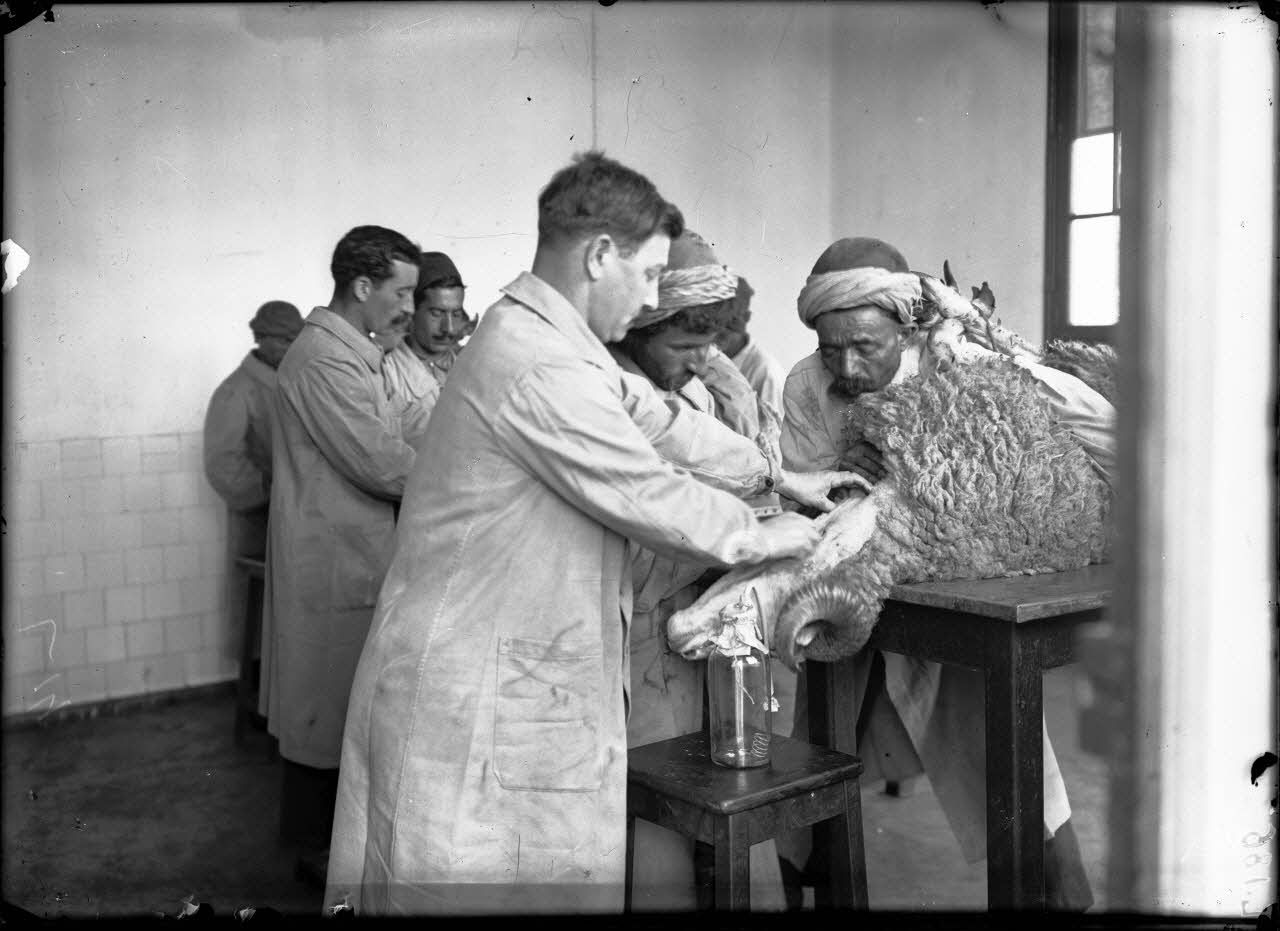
left=583, top=234, right=614, bottom=283
left=898, top=323, right=918, bottom=346
left=351, top=276, right=372, bottom=303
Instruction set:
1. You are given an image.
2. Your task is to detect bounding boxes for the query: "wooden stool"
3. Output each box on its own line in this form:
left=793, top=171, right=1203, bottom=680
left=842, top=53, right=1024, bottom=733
left=232, top=555, right=267, bottom=748
left=626, top=731, right=867, bottom=911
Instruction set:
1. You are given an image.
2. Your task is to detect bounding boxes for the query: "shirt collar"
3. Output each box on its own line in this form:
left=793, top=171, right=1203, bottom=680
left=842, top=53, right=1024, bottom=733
left=241, top=351, right=277, bottom=386
left=304, top=306, right=385, bottom=372
left=500, top=272, right=616, bottom=373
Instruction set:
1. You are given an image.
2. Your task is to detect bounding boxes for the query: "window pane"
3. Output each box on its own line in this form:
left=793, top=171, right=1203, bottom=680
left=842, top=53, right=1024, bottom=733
left=1071, top=132, right=1115, bottom=215
left=1077, top=3, right=1115, bottom=133
left=1068, top=215, right=1120, bottom=326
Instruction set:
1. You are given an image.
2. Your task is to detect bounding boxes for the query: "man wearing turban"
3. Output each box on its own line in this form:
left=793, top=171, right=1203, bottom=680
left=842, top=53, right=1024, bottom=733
left=610, top=230, right=852, bottom=910
left=778, top=237, right=1111, bottom=910
left=381, top=250, right=477, bottom=446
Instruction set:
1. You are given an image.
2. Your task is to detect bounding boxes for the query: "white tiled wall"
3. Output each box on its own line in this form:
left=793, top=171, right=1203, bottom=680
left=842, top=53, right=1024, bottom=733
left=3, top=431, right=237, bottom=717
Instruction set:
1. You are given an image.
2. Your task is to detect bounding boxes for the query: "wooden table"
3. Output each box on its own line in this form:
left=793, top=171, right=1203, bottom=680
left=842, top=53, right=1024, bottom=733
left=804, top=563, right=1112, bottom=910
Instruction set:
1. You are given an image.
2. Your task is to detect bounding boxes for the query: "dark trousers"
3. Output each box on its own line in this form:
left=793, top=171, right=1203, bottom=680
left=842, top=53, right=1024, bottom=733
left=280, top=758, right=339, bottom=850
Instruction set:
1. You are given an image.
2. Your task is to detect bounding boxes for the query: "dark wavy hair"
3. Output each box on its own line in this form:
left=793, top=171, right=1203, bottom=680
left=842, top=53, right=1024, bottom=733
left=330, top=226, right=421, bottom=290
left=628, top=297, right=738, bottom=339
left=537, top=151, right=684, bottom=256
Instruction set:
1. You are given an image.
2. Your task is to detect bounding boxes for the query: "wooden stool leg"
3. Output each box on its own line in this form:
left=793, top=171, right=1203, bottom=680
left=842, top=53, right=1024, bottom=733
left=694, top=840, right=714, bottom=910
left=830, top=778, right=868, bottom=909
left=712, top=814, right=751, bottom=911
left=624, top=814, right=636, bottom=912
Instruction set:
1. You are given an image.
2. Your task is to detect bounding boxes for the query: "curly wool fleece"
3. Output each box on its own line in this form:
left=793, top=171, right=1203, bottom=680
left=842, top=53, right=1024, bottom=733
left=776, top=356, right=1112, bottom=663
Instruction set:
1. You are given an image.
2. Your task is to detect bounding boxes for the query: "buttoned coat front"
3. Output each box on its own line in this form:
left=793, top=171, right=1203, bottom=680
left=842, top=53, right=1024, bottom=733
left=262, top=307, right=415, bottom=768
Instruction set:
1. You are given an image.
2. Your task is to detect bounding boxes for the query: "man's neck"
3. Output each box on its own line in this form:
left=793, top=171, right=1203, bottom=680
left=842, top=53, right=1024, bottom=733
left=721, top=330, right=750, bottom=359
left=326, top=293, right=366, bottom=335
left=530, top=247, right=589, bottom=320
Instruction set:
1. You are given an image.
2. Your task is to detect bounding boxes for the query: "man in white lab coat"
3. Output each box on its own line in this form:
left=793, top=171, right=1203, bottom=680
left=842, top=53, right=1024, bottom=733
left=262, top=226, right=419, bottom=881
left=325, top=153, right=840, bottom=915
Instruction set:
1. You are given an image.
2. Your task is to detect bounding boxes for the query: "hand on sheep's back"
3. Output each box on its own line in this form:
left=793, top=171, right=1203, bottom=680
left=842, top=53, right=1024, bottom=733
left=669, top=357, right=1113, bottom=670
left=838, top=440, right=887, bottom=490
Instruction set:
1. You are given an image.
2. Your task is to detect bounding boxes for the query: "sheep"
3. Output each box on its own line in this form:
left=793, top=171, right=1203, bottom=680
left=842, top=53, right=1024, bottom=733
left=666, top=299, right=1115, bottom=669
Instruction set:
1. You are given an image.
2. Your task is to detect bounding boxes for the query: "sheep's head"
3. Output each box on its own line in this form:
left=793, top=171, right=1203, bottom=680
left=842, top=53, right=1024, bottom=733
left=776, top=356, right=1112, bottom=665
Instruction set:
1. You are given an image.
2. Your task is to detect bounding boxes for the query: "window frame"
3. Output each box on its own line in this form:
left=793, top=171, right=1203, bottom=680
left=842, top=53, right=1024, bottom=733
left=1044, top=1, right=1119, bottom=345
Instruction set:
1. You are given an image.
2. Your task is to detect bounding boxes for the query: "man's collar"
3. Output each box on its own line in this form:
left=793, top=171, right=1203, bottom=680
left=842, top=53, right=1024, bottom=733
left=241, top=351, right=277, bottom=385
left=500, top=272, right=615, bottom=372
left=305, top=306, right=384, bottom=372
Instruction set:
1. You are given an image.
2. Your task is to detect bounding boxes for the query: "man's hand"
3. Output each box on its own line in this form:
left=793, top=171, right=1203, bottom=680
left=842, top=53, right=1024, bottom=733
left=754, top=512, right=821, bottom=561
left=838, top=440, right=888, bottom=486
left=776, top=468, right=873, bottom=513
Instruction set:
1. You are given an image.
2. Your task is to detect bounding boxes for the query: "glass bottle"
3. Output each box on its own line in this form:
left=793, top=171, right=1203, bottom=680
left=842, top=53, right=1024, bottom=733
left=707, top=595, right=774, bottom=768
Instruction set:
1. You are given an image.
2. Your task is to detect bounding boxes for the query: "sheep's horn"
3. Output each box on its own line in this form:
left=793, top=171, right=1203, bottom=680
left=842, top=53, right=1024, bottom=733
left=774, top=553, right=897, bottom=668
left=774, top=580, right=875, bottom=670
left=942, top=259, right=960, bottom=293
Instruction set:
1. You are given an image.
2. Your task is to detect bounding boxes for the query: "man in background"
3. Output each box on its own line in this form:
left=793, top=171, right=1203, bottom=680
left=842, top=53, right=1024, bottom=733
left=203, top=300, right=303, bottom=701
left=262, top=226, right=419, bottom=885
left=715, top=275, right=786, bottom=416
left=610, top=230, right=794, bottom=910
left=381, top=250, right=476, bottom=446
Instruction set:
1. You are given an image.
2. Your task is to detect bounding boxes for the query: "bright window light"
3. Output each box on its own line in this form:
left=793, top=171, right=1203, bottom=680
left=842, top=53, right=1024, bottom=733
left=1071, top=133, right=1115, bottom=216
left=1068, top=215, right=1120, bottom=326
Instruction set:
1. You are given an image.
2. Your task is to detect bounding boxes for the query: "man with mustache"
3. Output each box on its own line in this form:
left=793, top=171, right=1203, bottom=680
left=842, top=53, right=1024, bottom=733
left=777, top=236, right=1114, bottom=910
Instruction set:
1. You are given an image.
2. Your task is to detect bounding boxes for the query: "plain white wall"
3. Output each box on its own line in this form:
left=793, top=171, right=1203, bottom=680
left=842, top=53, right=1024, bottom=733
left=829, top=1, right=1049, bottom=344
left=3, top=2, right=594, bottom=443
left=594, top=3, right=834, bottom=376
left=3, top=1, right=1050, bottom=445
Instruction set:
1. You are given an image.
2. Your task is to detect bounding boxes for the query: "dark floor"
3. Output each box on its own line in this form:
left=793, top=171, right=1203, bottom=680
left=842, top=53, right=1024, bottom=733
left=1, top=666, right=1108, bottom=917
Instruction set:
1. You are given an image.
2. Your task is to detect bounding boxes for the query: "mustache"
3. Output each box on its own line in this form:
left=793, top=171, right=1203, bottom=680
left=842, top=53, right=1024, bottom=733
left=829, top=377, right=872, bottom=400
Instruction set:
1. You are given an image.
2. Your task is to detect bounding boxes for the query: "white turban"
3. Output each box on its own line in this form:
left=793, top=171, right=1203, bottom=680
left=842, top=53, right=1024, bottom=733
left=631, top=263, right=739, bottom=329
left=796, top=267, right=923, bottom=329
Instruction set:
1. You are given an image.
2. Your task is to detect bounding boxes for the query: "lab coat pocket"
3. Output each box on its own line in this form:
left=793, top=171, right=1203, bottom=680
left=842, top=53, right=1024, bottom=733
left=327, top=524, right=392, bottom=611
left=493, top=637, right=603, bottom=792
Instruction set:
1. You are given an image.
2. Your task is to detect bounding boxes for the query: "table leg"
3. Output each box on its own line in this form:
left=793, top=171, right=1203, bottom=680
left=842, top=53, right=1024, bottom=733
left=804, top=656, right=861, bottom=753
left=712, top=814, right=751, bottom=910
left=984, top=628, right=1046, bottom=909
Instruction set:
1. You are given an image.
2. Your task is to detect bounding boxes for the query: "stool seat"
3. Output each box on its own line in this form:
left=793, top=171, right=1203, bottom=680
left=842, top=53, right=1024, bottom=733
left=627, top=731, right=867, bottom=911
left=628, top=731, right=863, bottom=815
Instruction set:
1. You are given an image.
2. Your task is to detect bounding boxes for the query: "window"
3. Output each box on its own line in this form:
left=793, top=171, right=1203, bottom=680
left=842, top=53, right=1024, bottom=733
left=1045, top=2, right=1119, bottom=342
